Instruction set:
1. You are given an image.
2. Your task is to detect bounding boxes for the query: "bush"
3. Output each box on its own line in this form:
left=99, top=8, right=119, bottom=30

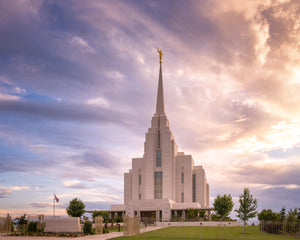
left=27, top=222, right=38, bottom=233
left=83, top=221, right=93, bottom=235
left=115, top=215, right=123, bottom=223
left=186, top=208, right=207, bottom=221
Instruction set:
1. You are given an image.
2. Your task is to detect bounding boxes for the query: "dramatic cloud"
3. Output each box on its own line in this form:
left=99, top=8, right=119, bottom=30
left=0, top=0, right=299, bottom=216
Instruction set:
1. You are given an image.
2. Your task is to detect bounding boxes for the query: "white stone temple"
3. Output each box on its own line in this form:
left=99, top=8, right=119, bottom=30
left=110, top=51, right=210, bottom=222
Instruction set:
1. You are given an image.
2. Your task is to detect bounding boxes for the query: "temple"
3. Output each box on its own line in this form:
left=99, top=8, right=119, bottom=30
left=111, top=51, right=210, bottom=222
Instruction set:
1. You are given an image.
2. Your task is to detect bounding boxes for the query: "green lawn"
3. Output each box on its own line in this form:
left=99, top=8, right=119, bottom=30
left=111, top=226, right=300, bottom=240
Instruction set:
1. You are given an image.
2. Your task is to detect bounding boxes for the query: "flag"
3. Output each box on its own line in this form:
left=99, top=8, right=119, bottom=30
left=54, top=193, right=59, bottom=203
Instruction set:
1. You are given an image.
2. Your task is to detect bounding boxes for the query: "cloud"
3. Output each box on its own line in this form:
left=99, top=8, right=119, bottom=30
left=0, top=99, right=134, bottom=125
left=71, top=36, right=94, bottom=54
left=0, top=186, right=30, bottom=198
left=63, top=180, right=88, bottom=189
left=0, top=93, right=20, bottom=101
left=86, top=97, right=110, bottom=108
left=13, top=87, right=26, bottom=94
left=0, top=0, right=300, bottom=216
left=70, top=151, right=119, bottom=169
left=231, top=161, right=300, bottom=186
left=31, top=202, right=66, bottom=209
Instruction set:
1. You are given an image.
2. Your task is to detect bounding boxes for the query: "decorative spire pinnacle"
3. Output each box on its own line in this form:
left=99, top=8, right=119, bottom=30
left=156, top=48, right=165, bottom=114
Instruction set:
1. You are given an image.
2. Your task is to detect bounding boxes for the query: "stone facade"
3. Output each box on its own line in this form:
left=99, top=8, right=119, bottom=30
left=112, top=56, right=210, bottom=222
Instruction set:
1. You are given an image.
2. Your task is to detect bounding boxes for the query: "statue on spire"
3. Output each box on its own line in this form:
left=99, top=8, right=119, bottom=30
left=156, top=48, right=163, bottom=63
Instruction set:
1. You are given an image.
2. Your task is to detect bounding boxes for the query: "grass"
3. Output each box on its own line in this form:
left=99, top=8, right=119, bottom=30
left=111, top=226, right=300, bottom=240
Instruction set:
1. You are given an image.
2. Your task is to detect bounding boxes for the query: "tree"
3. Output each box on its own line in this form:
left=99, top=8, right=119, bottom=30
left=92, top=211, right=109, bottom=222
left=66, top=198, right=85, bottom=218
left=258, top=209, right=280, bottom=222
left=287, top=208, right=298, bottom=223
left=235, top=188, right=257, bottom=233
left=14, top=214, right=27, bottom=226
left=213, top=194, right=234, bottom=220
left=280, top=207, right=286, bottom=222
left=14, top=214, right=27, bottom=232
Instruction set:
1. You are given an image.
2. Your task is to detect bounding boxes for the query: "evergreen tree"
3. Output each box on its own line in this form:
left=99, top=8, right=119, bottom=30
left=280, top=207, right=286, bottom=222
left=213, top=194, right=234, bottom=220
left=235, top=188, right=257, bottom=233
left=66, top=198, right=85, bottom=218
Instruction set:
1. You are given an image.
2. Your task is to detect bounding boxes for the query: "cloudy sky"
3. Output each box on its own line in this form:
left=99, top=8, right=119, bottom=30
left=0, top=0, right=299, bottom=218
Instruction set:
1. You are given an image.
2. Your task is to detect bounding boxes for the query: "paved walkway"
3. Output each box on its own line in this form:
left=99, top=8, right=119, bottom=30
left=0, top=226, right=163, bottom=240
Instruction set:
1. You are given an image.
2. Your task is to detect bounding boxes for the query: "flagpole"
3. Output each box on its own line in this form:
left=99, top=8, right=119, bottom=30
left=53, top=193, right=55, bottom=217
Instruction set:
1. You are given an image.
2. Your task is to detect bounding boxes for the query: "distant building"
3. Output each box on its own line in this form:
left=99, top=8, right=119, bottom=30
left=111, top=52, right=210, bottom=222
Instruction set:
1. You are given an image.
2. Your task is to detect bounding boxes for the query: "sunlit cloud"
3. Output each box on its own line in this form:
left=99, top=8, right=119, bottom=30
left=0, top=93, right=20, bottom=101
left=63, top=180, right=88, bottom=189
left=86, top=97, right=110, bottom=108
left=71, top=36, right=94, bottom=54
left=0, top=0, right=300, bottom=216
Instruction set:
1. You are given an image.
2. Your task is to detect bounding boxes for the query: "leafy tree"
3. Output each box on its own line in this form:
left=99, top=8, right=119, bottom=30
left=14, top=214, right=27, bottom=226
left=14, top=214, right=27, bottom=232
left=280, top=207, right=286, bottom=222
left=287, top=208, right=298, bottom=223
left=213, top=194, right=234, bottom=220
left=235, top=188, right=257, bottom=233
left=66, top=198, right=85, bottom=218
left=92, top=211, right=109, bottom=222
left=258, top=209, right=280, bottom=222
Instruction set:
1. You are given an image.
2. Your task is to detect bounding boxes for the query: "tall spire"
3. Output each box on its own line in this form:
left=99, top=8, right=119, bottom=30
left=156, top=49, right=165, bottom=115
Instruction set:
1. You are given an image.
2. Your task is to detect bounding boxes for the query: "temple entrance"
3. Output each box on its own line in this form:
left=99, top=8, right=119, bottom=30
left=141, top=211, right=156, bottom=225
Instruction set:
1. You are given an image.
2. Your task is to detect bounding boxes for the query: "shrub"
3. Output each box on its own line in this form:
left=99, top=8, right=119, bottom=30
left=115, top=215, right=123, bottom=223
left=27, top=222, right=38, bottom=233
left=83, top=221, right=93, bottom=235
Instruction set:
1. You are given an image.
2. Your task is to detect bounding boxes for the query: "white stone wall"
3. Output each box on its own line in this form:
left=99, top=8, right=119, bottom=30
left=193, top=166, right=207, bottom=207
left=144, top=125, right=155, bottom=199
left=44, top=218, right=81, bottom=233
left=132, top=158, right=143, bottom=201
left=176, top=155, right=193, bottom=203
